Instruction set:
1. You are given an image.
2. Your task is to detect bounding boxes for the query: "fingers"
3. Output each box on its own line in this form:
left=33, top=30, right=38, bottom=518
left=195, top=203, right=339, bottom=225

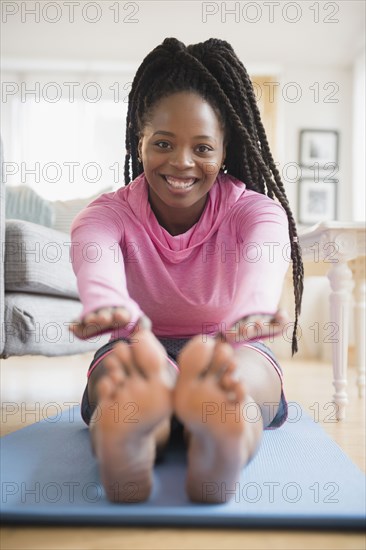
left=84, top=309, right=112, bottom=325
left=68, top=306, right=132, bottom=339
left=83, top=307, right=131, bottom=325
left=137, top=315, right=152, bottom=331
left=220, top=309, right=291, bottom=344
left=273, top=308, right=290, bottom=325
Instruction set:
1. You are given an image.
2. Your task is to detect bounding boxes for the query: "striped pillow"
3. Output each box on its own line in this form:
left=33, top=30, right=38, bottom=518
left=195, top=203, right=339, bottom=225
left=5, top=185, right=55, bottom=227
left=52, top=188, right=113, bottom=235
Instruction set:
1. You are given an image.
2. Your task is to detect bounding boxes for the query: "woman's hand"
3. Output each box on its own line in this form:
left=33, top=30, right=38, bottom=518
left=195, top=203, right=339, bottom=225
left=217, top=309, right=291, bottom=345
left=68, top=306, right=132, bottom=340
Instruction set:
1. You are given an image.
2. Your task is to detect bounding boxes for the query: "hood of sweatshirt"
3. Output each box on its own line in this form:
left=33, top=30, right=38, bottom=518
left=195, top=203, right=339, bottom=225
left=120, top=171, right=246, bottom=263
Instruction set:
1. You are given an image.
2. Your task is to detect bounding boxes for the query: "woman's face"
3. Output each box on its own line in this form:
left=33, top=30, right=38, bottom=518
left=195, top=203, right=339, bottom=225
left=138, top=91, right=226, bottom=232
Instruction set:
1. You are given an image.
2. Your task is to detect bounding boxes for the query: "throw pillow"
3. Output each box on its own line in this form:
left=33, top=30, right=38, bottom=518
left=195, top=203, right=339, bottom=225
left=5, top=185, right=55, bottom=227
left=52, top=188, right=113, bottom=235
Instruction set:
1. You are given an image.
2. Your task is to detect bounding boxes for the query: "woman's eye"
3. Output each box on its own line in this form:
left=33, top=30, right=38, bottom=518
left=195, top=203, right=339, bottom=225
left=197, top=145, right=211, bottom=153
left=154, top=142, right=212, bottom=153
left=155, top=141, right=170, bottom=149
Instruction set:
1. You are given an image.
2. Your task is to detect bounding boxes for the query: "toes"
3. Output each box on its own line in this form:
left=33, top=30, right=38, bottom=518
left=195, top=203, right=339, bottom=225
left=224, top=381, right=245, bottom=403
left=178, top=335, right=217, bottom=376
left=128, top=326, right=166, bottom=378
left=219, top=363, right=237, bottom=389
left=218, top=364, right=245, bottom=402
left=109, top=342, right=133, bottom=376
left=103, top=352, right=127, bottom=386
left=208, top=341, right=235, bottom=377
left=96, top=375, right=115, bottom=401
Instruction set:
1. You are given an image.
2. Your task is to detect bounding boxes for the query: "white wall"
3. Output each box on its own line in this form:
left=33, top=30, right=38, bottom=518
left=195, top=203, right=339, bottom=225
left=276, top=65, right=353, bottom=221
left=352, top=44, right=366, bottom=221
left=2, top=1, right=364, bottom=67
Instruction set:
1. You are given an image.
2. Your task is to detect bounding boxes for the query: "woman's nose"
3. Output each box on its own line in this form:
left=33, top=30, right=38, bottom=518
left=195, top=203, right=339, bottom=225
left=169, top=148, right=195, bottom=169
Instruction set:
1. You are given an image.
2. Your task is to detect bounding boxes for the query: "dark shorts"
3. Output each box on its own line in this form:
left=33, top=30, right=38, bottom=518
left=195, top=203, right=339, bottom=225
left=80, top=337, right=288, bottom=430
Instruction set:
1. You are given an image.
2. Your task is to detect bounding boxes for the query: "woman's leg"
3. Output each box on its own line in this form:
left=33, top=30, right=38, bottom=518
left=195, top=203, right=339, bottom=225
left=85, top=329, right=178, bottom=503
left=174, top=337, right=283, bottom=503
left=230, top=343, right=283, bottom=428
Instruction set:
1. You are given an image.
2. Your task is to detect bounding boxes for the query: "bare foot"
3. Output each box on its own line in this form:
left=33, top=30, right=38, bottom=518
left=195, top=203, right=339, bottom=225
left=91, top=324, right=174, bottom=503
left=174, top=336, right=263, bottom=504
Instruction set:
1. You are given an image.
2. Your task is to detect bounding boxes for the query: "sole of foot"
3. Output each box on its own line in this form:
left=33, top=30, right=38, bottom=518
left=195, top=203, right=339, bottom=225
left=91, top=326, right=174, bottom=503
left=174, top=335, right=258, bottom=503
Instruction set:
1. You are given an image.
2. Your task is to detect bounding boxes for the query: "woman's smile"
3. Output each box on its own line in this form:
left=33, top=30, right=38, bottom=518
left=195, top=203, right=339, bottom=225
left=161, top=174, right=199, bottom=193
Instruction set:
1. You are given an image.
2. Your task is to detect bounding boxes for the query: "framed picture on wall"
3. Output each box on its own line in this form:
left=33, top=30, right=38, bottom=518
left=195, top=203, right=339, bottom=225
left=299, top=129, right=339, bottom=169
left=298, top=178, right=338, bottom=225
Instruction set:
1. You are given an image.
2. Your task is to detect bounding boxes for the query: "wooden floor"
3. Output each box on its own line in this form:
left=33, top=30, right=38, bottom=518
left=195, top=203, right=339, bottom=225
left=0, top=353, right=365, bottom=550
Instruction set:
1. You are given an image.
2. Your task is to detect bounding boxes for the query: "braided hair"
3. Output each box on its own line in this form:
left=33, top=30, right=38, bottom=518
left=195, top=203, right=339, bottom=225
left=124, top=37, right=304, bottom=355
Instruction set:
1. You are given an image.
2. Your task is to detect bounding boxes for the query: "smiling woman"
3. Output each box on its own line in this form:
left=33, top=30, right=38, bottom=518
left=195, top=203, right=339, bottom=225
left=137, top=92, right=227, bottom=235
left=122, top=38, right=303, bottom=350
left=68, top=37, right=304, bottom=505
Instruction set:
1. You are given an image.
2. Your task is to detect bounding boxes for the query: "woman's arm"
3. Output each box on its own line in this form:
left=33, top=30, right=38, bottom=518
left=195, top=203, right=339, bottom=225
left=227, top=196, right=291, bottom=343
left=68, top=203, right=145, bottom=339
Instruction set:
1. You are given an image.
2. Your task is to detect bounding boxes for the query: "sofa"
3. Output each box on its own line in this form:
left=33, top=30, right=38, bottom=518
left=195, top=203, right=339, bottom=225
left=0, top=140, right=109, bottom=358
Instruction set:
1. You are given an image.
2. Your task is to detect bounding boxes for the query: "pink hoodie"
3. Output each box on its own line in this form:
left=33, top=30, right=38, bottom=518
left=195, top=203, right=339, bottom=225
left=70, top=172, right=290, bottom=342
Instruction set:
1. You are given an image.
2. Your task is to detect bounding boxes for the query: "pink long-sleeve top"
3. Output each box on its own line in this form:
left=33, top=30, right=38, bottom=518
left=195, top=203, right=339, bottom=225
left=70, top=172, right=290, bottom=343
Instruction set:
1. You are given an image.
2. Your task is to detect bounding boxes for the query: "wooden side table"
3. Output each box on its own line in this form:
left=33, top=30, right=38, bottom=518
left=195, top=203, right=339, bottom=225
left=299, top=221, right=366, bottom=420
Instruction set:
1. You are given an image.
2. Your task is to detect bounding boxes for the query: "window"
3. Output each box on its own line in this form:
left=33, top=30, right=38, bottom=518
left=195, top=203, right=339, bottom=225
left=2, top=69, right=132, bottom=200
left=2, top=69, right=278, bottom=201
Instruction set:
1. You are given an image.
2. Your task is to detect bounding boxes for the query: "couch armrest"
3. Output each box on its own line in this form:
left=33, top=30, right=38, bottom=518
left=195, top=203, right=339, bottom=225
left=0, top=137, right=5, bottom=355
left=5, top=219, right=79, bottom=299
left=3, top=292, right=109, bottom=357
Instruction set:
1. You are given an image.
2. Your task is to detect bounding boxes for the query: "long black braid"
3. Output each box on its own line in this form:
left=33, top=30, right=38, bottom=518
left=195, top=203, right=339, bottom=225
left=124, top=37, right=304, bottom=355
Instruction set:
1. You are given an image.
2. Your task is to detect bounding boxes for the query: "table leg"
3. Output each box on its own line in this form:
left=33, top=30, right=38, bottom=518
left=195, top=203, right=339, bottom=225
left=327, top=261, right=354, bottom=420
left=354, top=269, right=366, bottom=398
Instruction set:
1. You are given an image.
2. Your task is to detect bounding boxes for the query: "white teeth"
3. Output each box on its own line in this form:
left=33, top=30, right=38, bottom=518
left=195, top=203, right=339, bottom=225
left=165, top=176, right=196, bottom=189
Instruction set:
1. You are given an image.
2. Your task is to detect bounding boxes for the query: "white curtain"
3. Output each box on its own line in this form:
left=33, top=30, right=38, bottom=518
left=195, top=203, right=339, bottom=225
left=2, top=70, right=132, bottom=200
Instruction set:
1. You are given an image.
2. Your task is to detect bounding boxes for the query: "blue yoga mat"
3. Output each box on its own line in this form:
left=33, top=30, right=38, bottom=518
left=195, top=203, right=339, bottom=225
left=1, top=405, right=365, bottom=529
